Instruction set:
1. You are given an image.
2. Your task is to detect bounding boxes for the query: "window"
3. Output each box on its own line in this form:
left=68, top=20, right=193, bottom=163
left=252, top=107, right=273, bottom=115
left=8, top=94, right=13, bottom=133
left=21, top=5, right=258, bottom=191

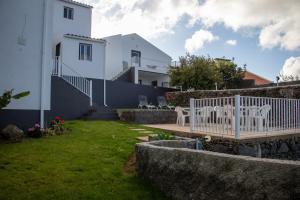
left=152, top=81, right=158, bottom=87
left=79, top=43, right=92, bottom=61
left=131, top=50, right=141, bottom=67
left=64, top=6, right=74, bottom=20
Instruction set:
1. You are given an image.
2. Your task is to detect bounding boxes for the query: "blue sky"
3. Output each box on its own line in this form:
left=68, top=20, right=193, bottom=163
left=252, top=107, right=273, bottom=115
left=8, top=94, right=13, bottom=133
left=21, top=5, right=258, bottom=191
left=83, top=0, right=300, bottom=82
left=151, top=21, right=299, bottom=82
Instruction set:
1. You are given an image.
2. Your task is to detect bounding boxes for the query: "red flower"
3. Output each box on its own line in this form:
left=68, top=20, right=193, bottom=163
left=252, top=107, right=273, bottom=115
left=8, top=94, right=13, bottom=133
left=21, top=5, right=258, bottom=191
left=55, top=116, right=61, bottom=120
left=60, top=120, right=65, bottom=124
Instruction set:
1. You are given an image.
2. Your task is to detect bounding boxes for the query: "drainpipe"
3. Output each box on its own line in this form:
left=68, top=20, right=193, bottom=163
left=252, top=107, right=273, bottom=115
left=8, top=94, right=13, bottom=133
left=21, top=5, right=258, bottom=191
left=103, top=41, right=108, bottom=107
left=40, top=0, right=49, bottom=128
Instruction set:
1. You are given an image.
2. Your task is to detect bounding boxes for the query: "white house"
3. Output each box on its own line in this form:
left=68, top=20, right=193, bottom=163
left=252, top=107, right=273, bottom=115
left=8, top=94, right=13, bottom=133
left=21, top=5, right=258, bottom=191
left=0, top=0, right=174, bottom=129
left=0, top=0, right=53, bottom=128
left=104, top=34, right=172, bottom=87
left=0, top=0, right=106, bottom=128
left=52, top=0, right=106, bottom=79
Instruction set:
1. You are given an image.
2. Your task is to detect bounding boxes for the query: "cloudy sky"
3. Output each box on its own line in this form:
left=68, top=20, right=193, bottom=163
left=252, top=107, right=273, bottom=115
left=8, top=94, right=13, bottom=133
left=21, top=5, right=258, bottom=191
left=81, top=0, right=300, bottom=81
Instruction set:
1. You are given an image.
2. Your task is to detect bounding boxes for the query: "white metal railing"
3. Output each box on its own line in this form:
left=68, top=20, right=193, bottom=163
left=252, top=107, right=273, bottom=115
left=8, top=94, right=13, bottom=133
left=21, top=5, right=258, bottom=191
left=52, top=56, right=62, bottom=76
left=190, top=95, right=300, bottom=138
left=52, top=56, right=93, bottom=106
left=130, top=57, right=169, bottom=73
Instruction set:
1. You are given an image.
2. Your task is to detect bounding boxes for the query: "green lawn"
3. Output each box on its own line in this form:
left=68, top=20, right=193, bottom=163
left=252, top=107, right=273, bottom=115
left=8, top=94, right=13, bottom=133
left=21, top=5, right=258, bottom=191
left=0, top=120, right=167, bottom=200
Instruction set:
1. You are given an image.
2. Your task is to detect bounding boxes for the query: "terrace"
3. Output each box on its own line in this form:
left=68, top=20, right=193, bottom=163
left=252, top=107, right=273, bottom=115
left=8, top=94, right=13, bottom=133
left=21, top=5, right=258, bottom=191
left=145, top=95, right=300, bottom=140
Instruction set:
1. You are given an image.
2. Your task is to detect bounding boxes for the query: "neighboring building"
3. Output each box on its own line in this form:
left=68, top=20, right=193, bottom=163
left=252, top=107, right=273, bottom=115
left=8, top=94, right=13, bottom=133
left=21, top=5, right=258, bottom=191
left=243, top=71, right=272, bottom=86
left=104, top=34, right=172, bottom=87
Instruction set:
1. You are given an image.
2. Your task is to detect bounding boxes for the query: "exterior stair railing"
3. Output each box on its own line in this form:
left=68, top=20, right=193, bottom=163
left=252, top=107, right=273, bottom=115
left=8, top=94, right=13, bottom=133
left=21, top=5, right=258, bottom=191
left=52, top=56, right=93, bottom=106
left=111, top=66, right=133, bottom=81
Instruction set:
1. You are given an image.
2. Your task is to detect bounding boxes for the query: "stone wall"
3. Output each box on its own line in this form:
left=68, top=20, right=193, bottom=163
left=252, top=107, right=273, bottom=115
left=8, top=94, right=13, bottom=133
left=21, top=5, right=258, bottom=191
left=136, top=140, right=300, bottom=200
left=166, top=84, right=300, bottom=106
left=118, top=109, right=177, bottom=124
left=204, top=135, right=300, bottom=160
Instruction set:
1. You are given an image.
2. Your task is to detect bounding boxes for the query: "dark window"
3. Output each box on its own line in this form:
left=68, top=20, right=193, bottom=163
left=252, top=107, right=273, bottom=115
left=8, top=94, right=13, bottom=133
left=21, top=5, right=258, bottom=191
left=64, top=7, right=74, bottom=20
left=152, top=81, right=158, bottom=87
left=79, top=43, right=92, bottom=61
left=131, top=50, right=141, bottom=67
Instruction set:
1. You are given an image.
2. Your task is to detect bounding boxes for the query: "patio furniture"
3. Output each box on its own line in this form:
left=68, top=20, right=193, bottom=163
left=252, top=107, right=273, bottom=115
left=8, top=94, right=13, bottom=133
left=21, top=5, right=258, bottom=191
left=138, top=95, right=157, bottom=109
left=196, top=106, right=213, bottom=125
left=157, top=96, right=175, bottom=110
left=175, top=106, right=190, bottom=126
left=256, top=105, right=271, bottom=131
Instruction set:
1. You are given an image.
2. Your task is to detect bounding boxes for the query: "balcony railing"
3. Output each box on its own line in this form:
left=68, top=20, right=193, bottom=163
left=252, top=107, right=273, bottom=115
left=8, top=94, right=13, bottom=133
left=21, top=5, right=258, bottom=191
left=190, top=95, right=300, bottom=139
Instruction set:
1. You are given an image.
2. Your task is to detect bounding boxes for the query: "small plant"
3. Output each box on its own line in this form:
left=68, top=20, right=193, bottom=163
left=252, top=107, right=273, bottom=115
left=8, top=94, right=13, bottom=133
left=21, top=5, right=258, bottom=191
left=155, top=132, right=175, bottom=140
left=0, top=89, right=30, bottom=109
left=42, top=128, right=56, bottom=137
left=27, top=123, right=42, bottom=138
left=49, top=116, right=65, bottom=135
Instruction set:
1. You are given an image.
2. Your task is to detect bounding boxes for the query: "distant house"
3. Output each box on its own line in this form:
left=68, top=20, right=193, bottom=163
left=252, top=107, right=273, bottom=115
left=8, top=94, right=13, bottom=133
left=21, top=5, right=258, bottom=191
left=243, top=71, right=272, bottom=86
left=103, top=34, right=172, bottom=87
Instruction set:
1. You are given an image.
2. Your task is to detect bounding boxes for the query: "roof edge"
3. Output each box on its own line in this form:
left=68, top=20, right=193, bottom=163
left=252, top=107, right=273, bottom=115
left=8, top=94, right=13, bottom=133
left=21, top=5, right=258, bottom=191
left=59, top=0, right=93, bottom=9
left=64, top=34, right=106, bottom=43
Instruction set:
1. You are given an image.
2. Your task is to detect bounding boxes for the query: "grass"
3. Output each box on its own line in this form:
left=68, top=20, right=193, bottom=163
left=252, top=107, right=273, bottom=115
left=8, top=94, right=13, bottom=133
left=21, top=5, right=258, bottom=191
left=0, top=120, right=167, bottom=200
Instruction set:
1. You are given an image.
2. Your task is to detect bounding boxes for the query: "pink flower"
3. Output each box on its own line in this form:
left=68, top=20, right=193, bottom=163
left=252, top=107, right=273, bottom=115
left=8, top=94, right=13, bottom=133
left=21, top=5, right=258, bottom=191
left=34, top=123, right=40, bottom=128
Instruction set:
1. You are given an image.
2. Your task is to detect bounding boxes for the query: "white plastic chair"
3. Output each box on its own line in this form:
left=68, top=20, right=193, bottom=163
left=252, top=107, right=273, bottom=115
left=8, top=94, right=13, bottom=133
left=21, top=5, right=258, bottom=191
left=197, top=106, right=213, bottom=125
left=257, top=105, right=271, bottom=131
left=175, top=106, right=190, bottom=126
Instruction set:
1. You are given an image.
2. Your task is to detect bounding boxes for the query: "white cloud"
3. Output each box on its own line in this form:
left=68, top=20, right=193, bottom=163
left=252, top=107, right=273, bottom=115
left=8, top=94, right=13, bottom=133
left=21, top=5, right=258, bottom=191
left=226, top=40, right=237, bottom=46
left=193, top=0, right=300, bottom=51
left=80, top=0, right=300, bottom=51
left=185, top=29, right=218, bottom=53
left=80, top=0, right=201, bottom=39
left=281, top=56, right=300, bottom=77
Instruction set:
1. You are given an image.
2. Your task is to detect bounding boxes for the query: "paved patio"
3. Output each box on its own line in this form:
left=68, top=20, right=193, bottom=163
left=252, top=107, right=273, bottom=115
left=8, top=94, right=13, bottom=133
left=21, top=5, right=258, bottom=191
left=144, top=123, right=300, bottom=141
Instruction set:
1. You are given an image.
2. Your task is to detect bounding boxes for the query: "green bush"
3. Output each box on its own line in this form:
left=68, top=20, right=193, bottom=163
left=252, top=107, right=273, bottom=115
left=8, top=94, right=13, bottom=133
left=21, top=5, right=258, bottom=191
left=155, top=132, right=175, bottom=140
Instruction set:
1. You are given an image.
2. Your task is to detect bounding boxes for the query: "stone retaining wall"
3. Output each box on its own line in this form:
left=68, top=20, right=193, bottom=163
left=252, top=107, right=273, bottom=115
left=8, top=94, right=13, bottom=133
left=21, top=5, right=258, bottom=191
left=118, top=109, right=176, bottom=124
left=136, top=140, right=300, bottom=200
left=166, top=84, right=300, bottom=106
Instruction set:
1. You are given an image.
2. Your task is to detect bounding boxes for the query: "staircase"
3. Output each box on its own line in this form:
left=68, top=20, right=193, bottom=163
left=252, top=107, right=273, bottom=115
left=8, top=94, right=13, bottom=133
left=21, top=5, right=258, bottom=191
left=52, top=56, right=93, bottom=106
left=111, top=66, right=133, bottom=81
left=52, top=56, right=119, bottom=120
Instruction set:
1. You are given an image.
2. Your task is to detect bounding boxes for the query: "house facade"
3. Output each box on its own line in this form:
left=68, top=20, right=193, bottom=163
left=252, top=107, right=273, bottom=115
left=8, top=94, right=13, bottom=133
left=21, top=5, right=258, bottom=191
left=0, top=0, right=175, bottom=129
left=104, top=34, right=172, bottom=87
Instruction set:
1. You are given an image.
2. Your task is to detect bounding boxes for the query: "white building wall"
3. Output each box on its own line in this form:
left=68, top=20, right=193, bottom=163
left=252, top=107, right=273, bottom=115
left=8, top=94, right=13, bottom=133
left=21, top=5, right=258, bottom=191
left=53, top=0, right=92, bottom=46
left=61, top=37, right=105, bottom=79
left=103, top=35, right=123, bottom=80
left=122, top=34, right=172, bottom=74
left=0, top=0, right=53, bottom=110
left=138, top=72, right=170, bottom=87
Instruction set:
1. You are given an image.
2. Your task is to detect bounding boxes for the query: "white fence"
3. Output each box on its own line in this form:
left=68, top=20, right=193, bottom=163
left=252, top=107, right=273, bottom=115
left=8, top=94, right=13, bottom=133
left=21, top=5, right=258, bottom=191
left=52, top=56, right=93, bottom=106
left=190, top=95, right=300, bottom=138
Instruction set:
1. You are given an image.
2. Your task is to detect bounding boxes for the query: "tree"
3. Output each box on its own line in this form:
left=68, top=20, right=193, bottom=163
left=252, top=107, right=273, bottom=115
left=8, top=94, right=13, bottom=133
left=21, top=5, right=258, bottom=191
left=168, top=54, right=245, bottom=90
left=215, top=59, right=245, bottom=89
left=0, top=89, right=30, bottom=109
left=169, top=54, right=218, bottom=90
